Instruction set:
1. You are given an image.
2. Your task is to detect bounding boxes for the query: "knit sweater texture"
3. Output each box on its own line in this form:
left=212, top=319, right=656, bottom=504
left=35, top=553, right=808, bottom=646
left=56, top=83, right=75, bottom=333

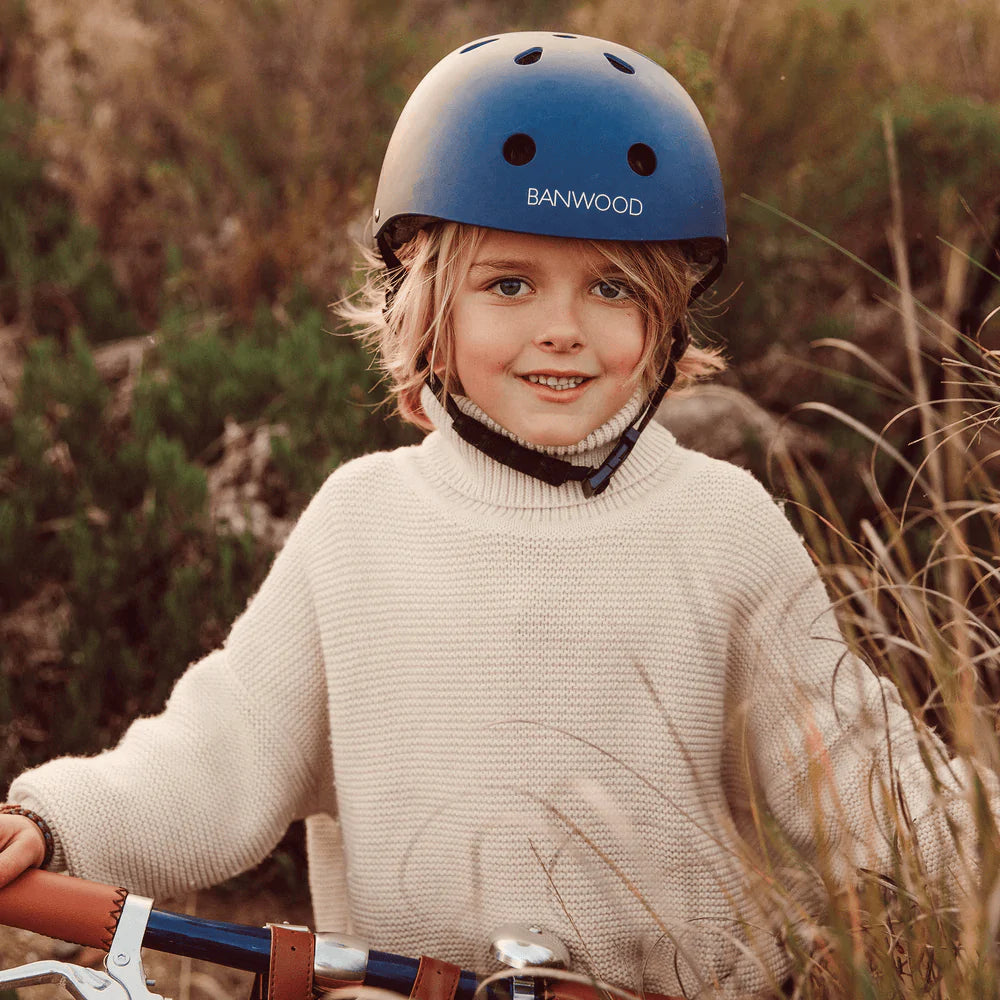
left=9, top=387, right=978, bottom=998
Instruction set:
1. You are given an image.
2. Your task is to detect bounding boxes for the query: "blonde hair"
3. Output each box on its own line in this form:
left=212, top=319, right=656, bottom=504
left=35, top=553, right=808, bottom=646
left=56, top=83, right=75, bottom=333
left=340, top=221, right=726, bottom=430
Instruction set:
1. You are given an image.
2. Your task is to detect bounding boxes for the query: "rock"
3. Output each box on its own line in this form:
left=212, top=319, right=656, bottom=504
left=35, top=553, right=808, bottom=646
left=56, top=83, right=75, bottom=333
left=205, top=418, right=294, bottom=549
left=0, top=323, right=27, bottom=422
left=91, top=334, right=155, bottom=381
left=655, top=384, right=825, bottom=473
left=0, top=581, right=72, bottom=669
left=92, top=334, right=157, bottom=427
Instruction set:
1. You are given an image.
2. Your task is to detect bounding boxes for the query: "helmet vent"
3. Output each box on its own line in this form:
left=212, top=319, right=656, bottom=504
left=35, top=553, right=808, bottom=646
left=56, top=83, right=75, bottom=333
left=460, top=38, right=498, bottom=54
left=627, top=143, right=657, bottom=176
left=514, top=47, right=543, bottom=65
left=605, top=53, right=636, bottom=75
left=553, top=34, right=577, bottom=39
left=503, top=133, right=536, bottom=166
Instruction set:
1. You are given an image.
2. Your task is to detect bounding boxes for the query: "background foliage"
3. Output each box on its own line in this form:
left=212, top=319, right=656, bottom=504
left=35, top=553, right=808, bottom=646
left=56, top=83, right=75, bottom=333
left=1, top=0, right=999, bottom=989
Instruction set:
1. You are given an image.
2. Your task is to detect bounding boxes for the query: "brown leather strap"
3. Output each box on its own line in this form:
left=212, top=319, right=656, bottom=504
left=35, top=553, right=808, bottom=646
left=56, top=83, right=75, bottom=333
left=409, top=956, right=462, bottom=1000
left=0, top=869, right=127, bottom=951
left=268, top=923, right=315, bottom=1000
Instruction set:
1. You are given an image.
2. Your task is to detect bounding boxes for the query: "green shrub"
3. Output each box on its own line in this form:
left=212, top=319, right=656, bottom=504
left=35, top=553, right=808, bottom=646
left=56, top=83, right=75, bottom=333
left=0, top=297, right=413, bottom=787
left=829, top=87, right=1000, bottom=289
left=0, top=97, right=143, bottom=343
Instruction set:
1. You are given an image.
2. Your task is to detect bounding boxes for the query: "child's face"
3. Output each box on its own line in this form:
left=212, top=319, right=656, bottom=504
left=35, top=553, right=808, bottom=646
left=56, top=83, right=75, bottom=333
left=449, top=230, right=645, bottom=447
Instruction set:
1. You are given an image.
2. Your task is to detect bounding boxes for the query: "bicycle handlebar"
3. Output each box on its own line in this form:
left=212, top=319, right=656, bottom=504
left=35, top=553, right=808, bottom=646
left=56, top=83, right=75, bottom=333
left=0, top=870, right=489, bottom=1000
left=0, top=871, right=681, bottom=1000
left=141, top=906, right=481, bottom=999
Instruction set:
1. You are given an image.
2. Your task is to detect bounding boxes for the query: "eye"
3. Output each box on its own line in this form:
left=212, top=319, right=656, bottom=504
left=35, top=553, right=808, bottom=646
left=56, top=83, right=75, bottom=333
left=591, top=279, right=631, bottom=301
left=490, top=277, right=531, bottom=298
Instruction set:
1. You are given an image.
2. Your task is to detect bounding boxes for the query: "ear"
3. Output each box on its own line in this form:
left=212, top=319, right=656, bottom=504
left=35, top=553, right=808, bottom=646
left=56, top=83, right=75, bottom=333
left=424, top=325, right=453, bottom=378
left=415, top=347, right=441, bottom=377
left=427, top=349, right=462, bottom=396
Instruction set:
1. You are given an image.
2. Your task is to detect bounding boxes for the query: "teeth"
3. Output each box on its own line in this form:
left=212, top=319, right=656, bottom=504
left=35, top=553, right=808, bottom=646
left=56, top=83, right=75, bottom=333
left=526, top=374, right=586, bottom=390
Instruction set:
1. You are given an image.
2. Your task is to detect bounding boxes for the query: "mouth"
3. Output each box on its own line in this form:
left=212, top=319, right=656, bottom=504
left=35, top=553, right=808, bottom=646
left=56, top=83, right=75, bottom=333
left=521, top=373, right=592, bottom=392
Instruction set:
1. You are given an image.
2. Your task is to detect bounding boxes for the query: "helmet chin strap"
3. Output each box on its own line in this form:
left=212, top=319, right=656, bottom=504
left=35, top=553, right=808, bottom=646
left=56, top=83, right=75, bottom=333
left=425, top=319, right=688, bottom=498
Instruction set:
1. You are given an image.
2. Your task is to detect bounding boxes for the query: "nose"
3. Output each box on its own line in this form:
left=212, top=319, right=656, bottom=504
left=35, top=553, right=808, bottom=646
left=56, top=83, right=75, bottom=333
left=533, top=299, right=585, bottom=353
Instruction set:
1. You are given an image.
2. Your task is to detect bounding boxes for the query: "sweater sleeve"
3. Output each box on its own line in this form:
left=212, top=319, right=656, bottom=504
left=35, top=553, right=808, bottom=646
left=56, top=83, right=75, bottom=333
left=7, top=509, right=332, bottom=899
left=722, top=480, right=984, bottom=887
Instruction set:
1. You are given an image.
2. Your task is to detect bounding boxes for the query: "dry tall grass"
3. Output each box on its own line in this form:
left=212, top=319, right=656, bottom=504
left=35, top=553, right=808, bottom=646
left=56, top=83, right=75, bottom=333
left=738, top=220, right=1000, bottom=998
left=25, top=0, right=401, bottom=318
left=11, top=0, right=576, bottom=321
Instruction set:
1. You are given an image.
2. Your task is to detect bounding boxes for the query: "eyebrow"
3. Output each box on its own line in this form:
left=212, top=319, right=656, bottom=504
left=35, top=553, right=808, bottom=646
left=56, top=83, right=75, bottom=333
left=467, top=258, right=534, bottom=274
left=467, top=257, right=628, bottom=279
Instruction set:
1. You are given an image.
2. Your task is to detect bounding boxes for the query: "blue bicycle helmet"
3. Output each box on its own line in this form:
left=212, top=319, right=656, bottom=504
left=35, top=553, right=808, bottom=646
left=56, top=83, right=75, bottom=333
left=373, top=31, right=728, bottom=495
left=375, top=32, right=726, bottom=281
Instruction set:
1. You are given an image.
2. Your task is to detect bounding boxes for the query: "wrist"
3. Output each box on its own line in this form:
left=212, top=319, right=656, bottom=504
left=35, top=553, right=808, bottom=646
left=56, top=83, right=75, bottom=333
left=1, top=804, right=55, bottom=869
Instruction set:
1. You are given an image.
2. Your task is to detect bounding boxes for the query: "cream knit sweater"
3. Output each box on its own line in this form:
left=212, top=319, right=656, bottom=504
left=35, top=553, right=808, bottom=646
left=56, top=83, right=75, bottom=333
left=9, top=388, right=978, bottom=997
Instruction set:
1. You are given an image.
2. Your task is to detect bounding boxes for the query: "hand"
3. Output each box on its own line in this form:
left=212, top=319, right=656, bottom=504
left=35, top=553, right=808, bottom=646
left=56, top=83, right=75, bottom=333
left=0, top=813, right=47, bottom=887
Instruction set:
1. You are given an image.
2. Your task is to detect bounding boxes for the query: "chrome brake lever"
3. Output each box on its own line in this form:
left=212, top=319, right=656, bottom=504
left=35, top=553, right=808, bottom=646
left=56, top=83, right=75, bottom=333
left=0, top=893, right=169, bottom=1000
left=0, top=959, right=129, bottom=1000
left=102, top=893, right=167, bottom=1000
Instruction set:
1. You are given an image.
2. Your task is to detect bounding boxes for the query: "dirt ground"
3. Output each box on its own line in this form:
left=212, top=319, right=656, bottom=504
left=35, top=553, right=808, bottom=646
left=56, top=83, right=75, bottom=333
left=0, top=887, right=313, bottom=1000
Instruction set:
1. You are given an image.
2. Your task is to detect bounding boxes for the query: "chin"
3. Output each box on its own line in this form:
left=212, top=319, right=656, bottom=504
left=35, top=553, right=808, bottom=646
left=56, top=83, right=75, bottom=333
left=519, top=423, right=594, bottom=448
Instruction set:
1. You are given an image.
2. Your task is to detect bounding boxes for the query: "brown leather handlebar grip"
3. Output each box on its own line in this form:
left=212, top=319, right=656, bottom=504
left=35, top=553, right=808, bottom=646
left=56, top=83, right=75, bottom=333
left=0, top=869, right=128, bottom=951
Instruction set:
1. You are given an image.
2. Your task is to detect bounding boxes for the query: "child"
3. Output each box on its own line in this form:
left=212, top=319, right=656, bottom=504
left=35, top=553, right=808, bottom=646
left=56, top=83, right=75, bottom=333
left=0, top=30, right=987, bottom=999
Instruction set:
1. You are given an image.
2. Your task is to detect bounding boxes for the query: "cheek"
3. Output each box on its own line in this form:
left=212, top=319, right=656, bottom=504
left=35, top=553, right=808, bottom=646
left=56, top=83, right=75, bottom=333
left=451, top=327, right=508, bottom=399
left=605, top=320, right=646, bottom=379
left=452, top=313, right=514, bottom=379
left=453, top=331, right=489, bottom=377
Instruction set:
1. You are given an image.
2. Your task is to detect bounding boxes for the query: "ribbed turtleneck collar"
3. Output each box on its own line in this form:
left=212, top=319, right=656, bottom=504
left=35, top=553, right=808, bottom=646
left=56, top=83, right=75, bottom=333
left=406, top=383, right=681, bottom=516
left=448, top=389, right=645, bottom=461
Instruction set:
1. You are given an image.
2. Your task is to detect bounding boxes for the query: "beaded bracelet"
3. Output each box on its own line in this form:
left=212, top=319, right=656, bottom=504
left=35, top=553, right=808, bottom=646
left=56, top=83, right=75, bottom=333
left=1, top=804, right=55, bottom=869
